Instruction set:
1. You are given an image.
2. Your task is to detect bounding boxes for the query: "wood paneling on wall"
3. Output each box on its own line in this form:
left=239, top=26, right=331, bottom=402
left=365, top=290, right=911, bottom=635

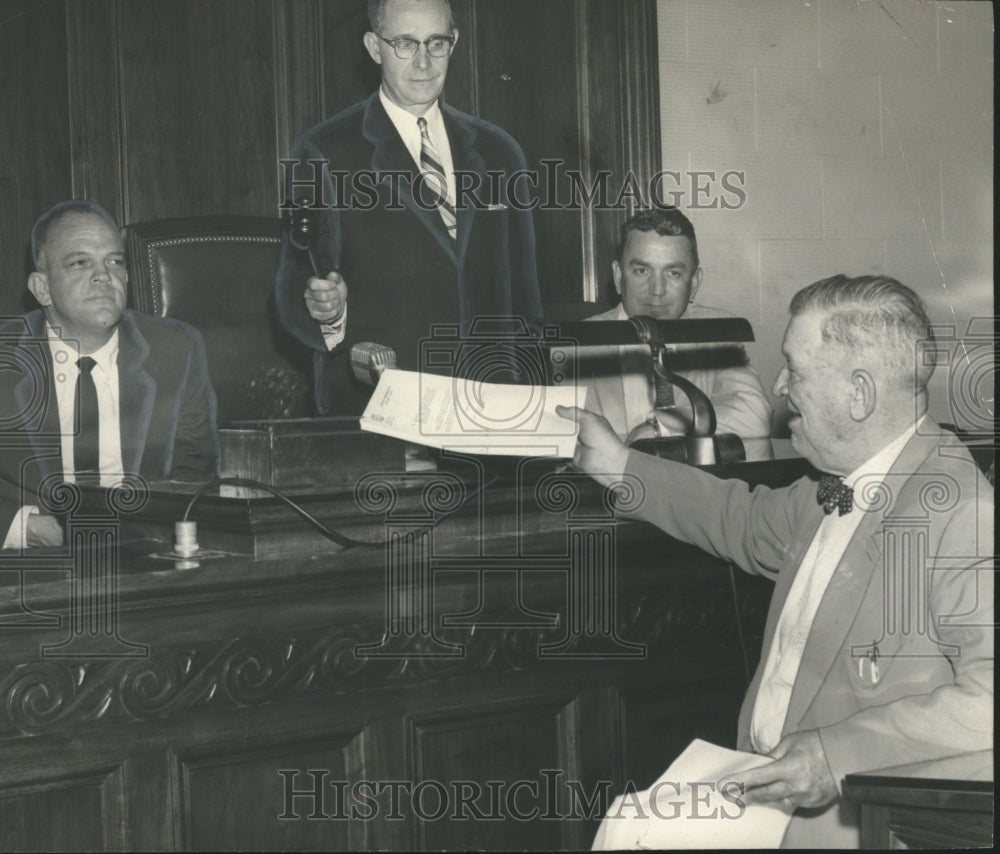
left=1, top=0, right=659, bottom=315
left=0, top=0, right=73, bottom=317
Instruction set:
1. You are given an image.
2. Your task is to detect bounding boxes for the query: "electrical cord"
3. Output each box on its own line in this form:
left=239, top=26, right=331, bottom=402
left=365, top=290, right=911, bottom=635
left=182, top=477, right=379, bottom=549
left=181, top=472, right=500, bottom=552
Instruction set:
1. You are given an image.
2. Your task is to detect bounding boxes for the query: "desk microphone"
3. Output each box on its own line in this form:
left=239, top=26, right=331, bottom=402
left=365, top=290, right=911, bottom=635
left=350, top=342, right=397, bottom=387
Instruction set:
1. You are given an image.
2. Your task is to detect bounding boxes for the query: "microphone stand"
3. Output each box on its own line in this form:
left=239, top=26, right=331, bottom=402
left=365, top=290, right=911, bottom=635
left=623, top=315, right=746, bottom=466
left=649, top=344, right=721, bottom=465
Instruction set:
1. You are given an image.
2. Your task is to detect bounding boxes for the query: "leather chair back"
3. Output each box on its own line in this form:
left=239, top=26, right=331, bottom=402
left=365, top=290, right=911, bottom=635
left=125, top=216, right=312, bottom=424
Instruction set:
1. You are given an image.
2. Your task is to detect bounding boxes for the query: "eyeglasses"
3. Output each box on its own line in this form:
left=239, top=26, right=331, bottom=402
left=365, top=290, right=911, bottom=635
left=377, top=33, right=455, bottom=60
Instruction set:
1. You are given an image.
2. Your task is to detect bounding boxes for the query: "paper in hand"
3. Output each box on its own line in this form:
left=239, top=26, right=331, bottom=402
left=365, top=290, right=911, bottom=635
left=591, top=739, right=794, bottom=850
left=360, top=368, right=582, bottom=458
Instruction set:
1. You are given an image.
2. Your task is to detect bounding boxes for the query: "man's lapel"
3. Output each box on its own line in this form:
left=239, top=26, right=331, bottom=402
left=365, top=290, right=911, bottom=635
left=738, top=500, right=825, bottom=737
left=442, top=104, right=483, bottom=264
left=363, top=94, right=458, bottom=263
left=781, top=513, right=883, bottom=731
left=12, top=312, right=62, bottom=483
left=781, top=425, right=944, bottom=732
left=116, top=312, right=157, bottom=475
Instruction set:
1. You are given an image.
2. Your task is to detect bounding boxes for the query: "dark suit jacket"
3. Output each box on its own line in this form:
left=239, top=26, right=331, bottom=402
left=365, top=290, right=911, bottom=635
left=620, top=422, right=993, bottom=847
left=1, top=309, right=220, bottom=536
left=275, top=93, right=543, bottom=414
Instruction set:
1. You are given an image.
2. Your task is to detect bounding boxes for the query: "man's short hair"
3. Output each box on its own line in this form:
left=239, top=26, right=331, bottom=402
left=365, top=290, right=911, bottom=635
left=31, top=200, right=119, bottom=272
left=617, top=207, right=699, bottom=268
left=367, top=0, right=455, bottom=32
left=790, top=274, right=936, bottom=393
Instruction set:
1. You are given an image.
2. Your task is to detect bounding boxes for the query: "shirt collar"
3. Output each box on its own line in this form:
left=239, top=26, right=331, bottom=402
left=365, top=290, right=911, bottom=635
left=844, top=416, right=925, bottom=509
left=46, top=324, right=120, bottom=373
left=379, top=86, right=442, bottom=130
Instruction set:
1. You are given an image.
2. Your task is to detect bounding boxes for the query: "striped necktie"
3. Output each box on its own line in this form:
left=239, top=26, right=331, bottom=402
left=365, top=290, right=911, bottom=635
left=417, top=116, right=457, bottom=243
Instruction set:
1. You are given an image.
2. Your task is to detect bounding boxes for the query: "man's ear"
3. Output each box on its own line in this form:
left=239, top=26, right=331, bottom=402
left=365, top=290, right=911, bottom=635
left=450, top=28, right=459, bottom=50
left=849, top=369, right=877, bottom=421
left=27, top=271, right=52, bottom=307
left=689, top=267, right=703, bottom=302
left=363, top=31, right=382, bottom=64
left=611, top=260, right=623, bottom=296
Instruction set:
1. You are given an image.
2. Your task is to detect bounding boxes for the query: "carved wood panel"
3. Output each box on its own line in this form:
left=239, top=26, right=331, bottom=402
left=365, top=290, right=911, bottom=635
left=176, top=732, right=369, bottom=851
left=408, top=697, right=577, bottom=851
left=0, top=763, right=125, bottom=852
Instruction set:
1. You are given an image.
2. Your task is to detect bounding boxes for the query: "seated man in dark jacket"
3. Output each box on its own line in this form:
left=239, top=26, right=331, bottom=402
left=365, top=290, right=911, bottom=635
left=1, top=200, right=219, bottom=549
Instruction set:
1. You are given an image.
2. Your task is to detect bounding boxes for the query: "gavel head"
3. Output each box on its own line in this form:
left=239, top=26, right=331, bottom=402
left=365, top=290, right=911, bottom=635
left=288, top=208, right=319, bottom=252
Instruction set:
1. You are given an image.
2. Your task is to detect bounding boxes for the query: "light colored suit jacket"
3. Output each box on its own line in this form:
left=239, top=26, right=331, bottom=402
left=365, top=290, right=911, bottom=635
left=620, top=422, right=994, bottom=847
left=581, top=303, right=772, bottom=457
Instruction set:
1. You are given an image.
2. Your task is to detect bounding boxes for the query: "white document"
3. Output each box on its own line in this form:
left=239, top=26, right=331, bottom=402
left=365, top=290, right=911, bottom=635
left=359, top=368, right=582, bottom=458
left=592, top=739, right=795, bottom=850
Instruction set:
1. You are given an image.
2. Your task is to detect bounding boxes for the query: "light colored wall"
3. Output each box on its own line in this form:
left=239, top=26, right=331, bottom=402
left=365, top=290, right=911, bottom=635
left=657, top=0, right=994, bottom=433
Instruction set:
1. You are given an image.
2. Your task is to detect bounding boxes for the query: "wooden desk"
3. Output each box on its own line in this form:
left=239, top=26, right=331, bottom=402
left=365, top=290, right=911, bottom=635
left=843, top=752, right=994, bottom=849
left=1, top=455, right=807, bottom=852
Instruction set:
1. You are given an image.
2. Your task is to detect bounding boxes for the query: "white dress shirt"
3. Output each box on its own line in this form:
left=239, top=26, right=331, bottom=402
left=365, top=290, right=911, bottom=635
left=379, top=87, right=455, bottom=202
left=2, top=328, right=124, bottom=549
left=749, top=418, right=923, bottom=753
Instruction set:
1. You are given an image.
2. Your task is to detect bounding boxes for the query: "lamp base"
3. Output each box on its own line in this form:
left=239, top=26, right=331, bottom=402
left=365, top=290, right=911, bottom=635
left=629, top=433, right=746, bottom=466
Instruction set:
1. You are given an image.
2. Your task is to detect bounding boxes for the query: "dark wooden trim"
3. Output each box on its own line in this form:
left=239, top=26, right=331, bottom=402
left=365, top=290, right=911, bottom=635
left=572, top=0, right=662, bottom=305
left=620, top=0, right=662, bottom=202
left=65, top=0, right=125, bottom=222
left=574, top=0, right=598, bottom=301
left=464, top=0, right=481, bottom=116
left=272, top=0, right=325, bottom=164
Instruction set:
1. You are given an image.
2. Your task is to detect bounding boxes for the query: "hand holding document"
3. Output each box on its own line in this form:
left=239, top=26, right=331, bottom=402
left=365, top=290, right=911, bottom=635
left=359, top=368, right=581, bottom=458
left=592, top=739, right=795, bottom=850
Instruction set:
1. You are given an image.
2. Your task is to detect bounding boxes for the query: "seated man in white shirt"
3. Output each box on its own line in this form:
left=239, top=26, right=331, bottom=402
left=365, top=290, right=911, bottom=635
left=581, top=207, right=772, bottom=458
left=561, top=274, right=993, bottom=848
left=1, top=200, right=219, bottom=549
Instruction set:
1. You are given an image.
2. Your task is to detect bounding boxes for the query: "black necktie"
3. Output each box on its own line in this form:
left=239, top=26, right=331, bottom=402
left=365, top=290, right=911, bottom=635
left=75, top=356, right=100, bottom=475
left=817, top=475, right=853, bottom=516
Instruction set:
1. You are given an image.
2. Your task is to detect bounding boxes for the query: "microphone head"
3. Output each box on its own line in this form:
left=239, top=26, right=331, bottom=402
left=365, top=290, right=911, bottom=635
left=350, top=342, right=397, bottom=387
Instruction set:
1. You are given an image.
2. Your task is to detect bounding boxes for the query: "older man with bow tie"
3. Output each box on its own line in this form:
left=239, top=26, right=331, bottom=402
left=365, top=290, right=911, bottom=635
left=560, top=274, right=993, bottom=848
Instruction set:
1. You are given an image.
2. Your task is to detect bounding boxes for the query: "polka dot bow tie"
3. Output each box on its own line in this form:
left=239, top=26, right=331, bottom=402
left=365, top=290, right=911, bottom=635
left=817, top=475, right=854, bottom=516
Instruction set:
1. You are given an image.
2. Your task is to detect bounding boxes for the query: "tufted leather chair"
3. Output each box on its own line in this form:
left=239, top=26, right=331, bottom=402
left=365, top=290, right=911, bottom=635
left=124, top=216, right=313, bottom=424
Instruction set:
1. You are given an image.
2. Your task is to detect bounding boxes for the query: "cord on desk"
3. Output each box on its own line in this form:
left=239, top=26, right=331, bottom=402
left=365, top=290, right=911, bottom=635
left=181, top=477, right=379, bottom=549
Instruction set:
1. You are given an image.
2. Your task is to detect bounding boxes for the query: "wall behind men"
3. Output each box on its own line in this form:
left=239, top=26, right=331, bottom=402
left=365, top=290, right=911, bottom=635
left=657, top=0, right=994, bottom=434
left=0, top=0, right=660, bottom=321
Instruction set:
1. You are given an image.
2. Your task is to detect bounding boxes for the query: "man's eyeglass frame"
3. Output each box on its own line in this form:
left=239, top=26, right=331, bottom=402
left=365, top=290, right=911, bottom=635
left=377, top=33, right=455, bottom=60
